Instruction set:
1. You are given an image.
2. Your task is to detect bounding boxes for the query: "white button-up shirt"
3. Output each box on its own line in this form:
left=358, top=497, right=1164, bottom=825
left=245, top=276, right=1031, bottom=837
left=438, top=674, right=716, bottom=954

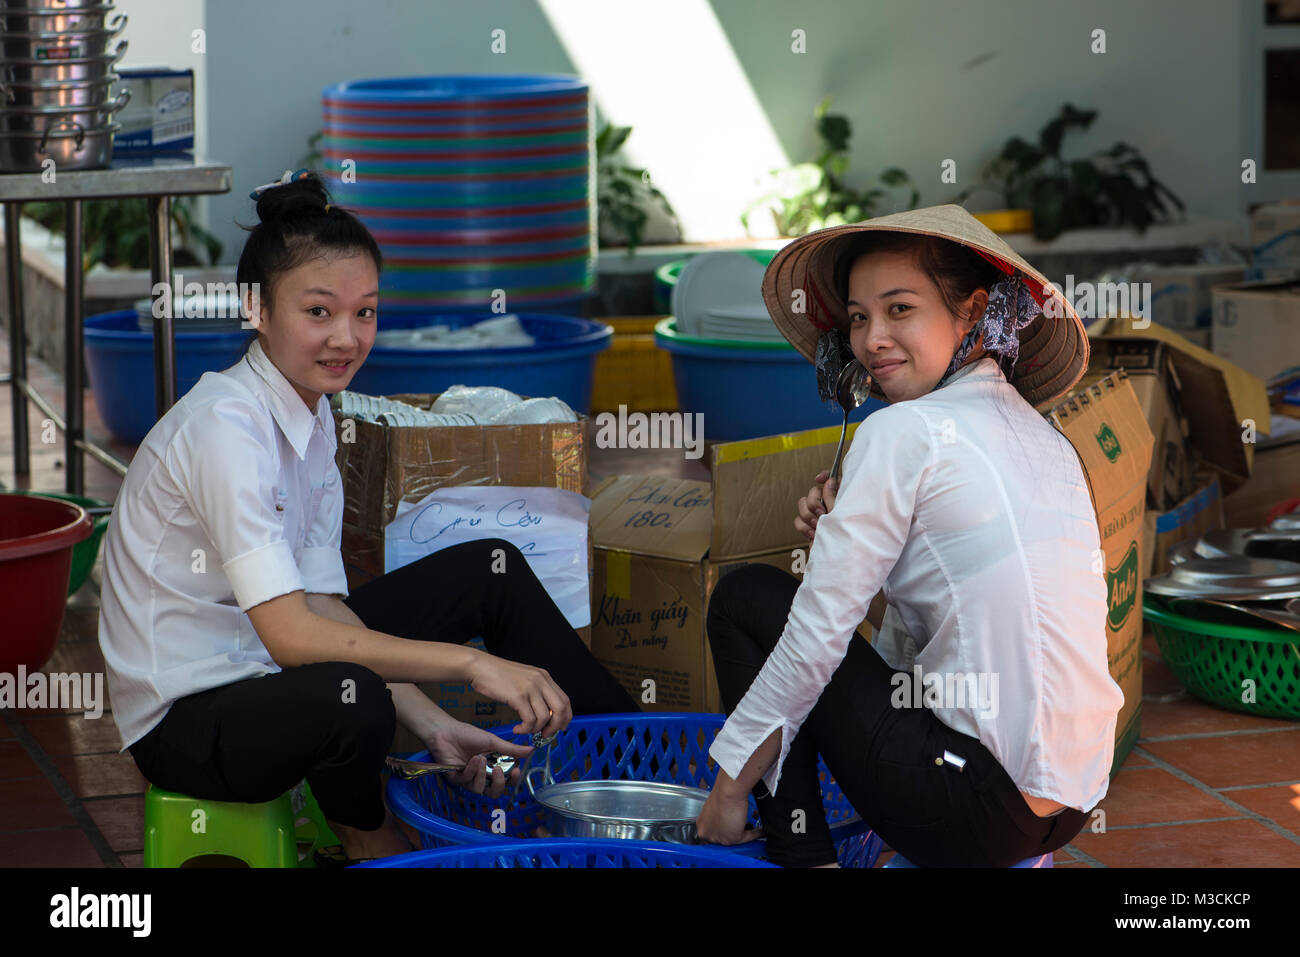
left=99, top=337, right=349, bottom=750
left=709, top=357, right=1125, bottom=811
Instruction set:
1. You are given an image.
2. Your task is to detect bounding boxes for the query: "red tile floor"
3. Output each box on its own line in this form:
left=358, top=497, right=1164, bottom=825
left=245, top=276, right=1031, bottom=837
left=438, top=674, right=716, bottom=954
left=2, top=340, right=1298, bottom=868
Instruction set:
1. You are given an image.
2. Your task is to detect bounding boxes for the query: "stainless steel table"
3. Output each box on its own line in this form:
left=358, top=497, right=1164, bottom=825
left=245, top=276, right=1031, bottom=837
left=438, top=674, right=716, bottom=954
left=0, top=154, right=232, bottom=494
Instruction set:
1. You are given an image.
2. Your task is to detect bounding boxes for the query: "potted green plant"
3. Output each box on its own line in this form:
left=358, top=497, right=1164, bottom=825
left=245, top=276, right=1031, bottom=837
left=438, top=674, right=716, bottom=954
left=743, top=96, right=918, bottom=237
left=956, top=103, right=1185, bottom=241
left=22, top=197, right=222, bottom=273
left=596, top=121, right=681, bottom=254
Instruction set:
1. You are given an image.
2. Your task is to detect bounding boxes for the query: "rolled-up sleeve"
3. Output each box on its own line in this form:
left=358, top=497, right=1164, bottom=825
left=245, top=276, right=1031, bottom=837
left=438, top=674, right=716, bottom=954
left=301, top=458, right=348, bottom=597
left=708, top=405, right=933, bottom=795
left=169, top=399, right=306, bottom=611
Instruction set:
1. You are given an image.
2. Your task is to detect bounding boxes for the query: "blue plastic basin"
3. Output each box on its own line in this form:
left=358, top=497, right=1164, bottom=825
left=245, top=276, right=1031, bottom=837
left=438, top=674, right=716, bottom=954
left=345, top=313, right=611, bottom=413
left=653, top=318, right=884, bottom=441
left=83, top=310, right=250, bottom=446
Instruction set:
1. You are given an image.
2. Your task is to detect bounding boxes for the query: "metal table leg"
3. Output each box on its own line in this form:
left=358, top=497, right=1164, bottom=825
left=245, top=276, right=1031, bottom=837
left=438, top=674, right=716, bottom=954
left=147, top=195, right=176, bottom=416
left=64, top=198, right=83, bottom=495
left=4, top=201, right=29, bottom=478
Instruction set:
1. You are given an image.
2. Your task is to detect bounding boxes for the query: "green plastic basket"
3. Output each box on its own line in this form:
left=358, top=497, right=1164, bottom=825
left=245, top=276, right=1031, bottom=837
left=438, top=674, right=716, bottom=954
left=1143, top=596, right=1300, bottom=720
left=3, top=490, right=110, bottom=596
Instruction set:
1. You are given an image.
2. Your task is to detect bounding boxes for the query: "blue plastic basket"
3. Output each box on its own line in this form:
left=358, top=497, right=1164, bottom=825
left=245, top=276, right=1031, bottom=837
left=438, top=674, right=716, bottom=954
left=386, top=712, right=882, bottom=868
left=353, top=838, right=777, bottom=868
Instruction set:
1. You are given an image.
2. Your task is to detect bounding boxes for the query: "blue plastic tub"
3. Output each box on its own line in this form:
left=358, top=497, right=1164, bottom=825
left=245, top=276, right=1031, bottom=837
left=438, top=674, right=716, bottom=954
left=353, top=838, right=777, bottom=868
left=83, top=310, right=249, bottom=446
left=345, top=313, right=611, bottom=413
left=653, top=318, right=885, bottom=441
left=386, top=712, right=882, bottom=868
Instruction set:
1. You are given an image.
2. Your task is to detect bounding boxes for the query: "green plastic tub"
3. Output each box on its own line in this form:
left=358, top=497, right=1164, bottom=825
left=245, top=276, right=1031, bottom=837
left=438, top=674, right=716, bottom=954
left=1143, top=596, right=1300, bottom=720
left=4, top=490, right=110, bottom=596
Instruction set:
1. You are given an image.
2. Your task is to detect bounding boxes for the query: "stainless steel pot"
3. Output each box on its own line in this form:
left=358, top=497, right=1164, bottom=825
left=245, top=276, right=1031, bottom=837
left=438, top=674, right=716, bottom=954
left=0, top=90, right=127, bottom=134
left=1, top=38, right=126, bottom=84
left=1, top=17, right=127, bottom=61
left=525, top=772, right=710, bottom=844
left=1, top=5, right=117, bottom=33
left=0, top=0, right=109, bottom=10
left=0, top=118, right=116, bottom=171
left=0, top=73, right=123, bottom=108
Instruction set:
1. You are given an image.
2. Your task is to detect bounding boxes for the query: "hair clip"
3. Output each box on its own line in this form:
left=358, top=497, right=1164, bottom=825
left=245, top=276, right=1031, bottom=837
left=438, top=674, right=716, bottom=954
left=249, top=167, right=310, bottom=200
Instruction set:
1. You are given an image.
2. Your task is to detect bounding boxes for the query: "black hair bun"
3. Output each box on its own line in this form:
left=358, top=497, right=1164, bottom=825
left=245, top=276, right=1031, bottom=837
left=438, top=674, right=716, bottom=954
left=254, top=170, right=333, bottom=224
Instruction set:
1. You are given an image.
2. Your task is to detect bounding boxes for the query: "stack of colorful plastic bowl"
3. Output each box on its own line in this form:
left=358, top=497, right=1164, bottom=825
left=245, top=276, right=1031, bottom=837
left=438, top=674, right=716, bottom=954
left=319, top=75, right=594, bottom=317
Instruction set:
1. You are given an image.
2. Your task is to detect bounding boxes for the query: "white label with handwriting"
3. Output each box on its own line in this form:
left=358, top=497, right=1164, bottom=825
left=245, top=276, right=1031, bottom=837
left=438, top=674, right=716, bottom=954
left=385, top=486, right=591, bottom=628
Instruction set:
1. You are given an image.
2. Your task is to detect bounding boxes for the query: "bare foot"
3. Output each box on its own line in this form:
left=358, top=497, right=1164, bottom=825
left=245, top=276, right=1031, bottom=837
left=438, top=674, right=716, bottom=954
left=329, top=807, right=413, bottom=860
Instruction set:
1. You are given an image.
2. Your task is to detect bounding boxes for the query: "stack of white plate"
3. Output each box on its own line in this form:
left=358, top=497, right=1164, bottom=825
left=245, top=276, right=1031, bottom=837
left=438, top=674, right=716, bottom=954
left=699, top=303, right=785, bottom=342
left=672, top=252, right=771, bottom=341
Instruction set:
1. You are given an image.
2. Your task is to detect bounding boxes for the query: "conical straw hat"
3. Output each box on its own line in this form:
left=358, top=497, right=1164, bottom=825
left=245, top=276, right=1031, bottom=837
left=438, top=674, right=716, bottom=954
left=760, top=204, right=1089, bottom=408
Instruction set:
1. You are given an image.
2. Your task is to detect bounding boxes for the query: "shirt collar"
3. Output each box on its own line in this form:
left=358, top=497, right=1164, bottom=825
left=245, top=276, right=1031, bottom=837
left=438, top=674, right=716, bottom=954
left=242, top=337, right=332, bottom=460
left=936, top=355, right=1002, bottom=389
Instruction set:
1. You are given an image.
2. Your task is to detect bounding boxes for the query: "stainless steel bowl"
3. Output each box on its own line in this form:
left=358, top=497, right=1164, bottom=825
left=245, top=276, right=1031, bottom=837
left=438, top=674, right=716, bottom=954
left=1, top=38, right=126, bottom=84
left=0, top=73, right=123, bottom=109
left=527, top=778, right=710, bottom=844
left=1, top=18, right=127, bottom=61
left=1, top=6, right=117, bottom=33
left=0, top=119, right=116, bottom=171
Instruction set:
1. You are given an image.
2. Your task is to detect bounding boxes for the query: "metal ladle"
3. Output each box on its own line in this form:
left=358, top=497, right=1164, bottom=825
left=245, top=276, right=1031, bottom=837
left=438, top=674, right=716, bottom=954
left=827, top=360, right=874, bottom=503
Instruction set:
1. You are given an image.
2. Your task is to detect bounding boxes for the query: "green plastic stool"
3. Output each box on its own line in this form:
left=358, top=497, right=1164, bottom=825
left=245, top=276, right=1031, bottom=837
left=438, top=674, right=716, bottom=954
left=143, top=785, right=299, bottom=868
left=290, top=780, right=341, bottom=864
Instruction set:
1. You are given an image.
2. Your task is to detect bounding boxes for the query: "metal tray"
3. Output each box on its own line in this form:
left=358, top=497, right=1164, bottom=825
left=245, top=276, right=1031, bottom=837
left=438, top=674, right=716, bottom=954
left=1145, top=555, right=1300, bottom=600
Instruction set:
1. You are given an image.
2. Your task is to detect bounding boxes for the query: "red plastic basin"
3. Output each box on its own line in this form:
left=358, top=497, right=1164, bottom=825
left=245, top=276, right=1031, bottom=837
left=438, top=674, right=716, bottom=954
left=0, top=494, right=94, bottom=676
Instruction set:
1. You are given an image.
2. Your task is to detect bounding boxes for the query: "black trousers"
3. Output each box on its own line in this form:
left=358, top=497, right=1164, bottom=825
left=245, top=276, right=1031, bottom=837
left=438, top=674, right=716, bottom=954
left=129, top=538, right=637, bottom=831
left=706, top=564, right=1089, bottom=867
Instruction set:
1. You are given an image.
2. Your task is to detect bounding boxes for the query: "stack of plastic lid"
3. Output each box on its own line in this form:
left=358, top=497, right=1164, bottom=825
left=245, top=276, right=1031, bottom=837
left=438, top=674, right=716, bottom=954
left=319, top=75, right=594, bottom=317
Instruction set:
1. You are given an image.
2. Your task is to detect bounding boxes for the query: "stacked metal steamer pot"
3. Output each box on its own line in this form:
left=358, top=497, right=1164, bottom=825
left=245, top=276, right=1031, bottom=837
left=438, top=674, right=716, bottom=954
left=0, top=0, right=129, bottom=171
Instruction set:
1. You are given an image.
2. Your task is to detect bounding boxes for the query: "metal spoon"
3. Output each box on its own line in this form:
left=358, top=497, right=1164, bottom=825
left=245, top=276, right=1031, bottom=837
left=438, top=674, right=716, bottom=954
left=828, top=360, right=874, bottom=501
left=384, top=753, right=518, bottom=780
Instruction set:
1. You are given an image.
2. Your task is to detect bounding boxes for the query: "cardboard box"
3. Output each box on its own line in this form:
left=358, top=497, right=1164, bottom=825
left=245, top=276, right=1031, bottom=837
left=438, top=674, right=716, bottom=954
left=332, top=394, right=589, bottom=744
left=333, top=393, right=588, bottom=589
left=115, top=68, right=195, bottom=153
left=1135, top=264, right=1246, bottom=329
left=588, top=426, right=879, bottom=712
left=1223, top=436, right=1300, bottom=528
left=1043, top=370, right=1155, bottom=775
left=1072, top=339, right=1191, bottom=510
left=1084, top=317, right=1273, bottom=496
left=1211, top=280, right=1300, bottom=382
left=1142, top=475, right=1225, bottom=578
left=1250, top=202, right=1300, bottom=281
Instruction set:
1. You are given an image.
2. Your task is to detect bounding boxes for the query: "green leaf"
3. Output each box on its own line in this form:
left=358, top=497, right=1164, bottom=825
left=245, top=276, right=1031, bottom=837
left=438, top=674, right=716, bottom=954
left=879, top=166, right=911, bottom=187
left=817, top=114, right=852, bottom=152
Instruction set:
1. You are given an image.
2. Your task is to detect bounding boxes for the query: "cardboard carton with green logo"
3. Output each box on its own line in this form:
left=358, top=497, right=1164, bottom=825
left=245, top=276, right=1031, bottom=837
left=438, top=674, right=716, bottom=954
left=1044, top=369, right=1155, bottom=773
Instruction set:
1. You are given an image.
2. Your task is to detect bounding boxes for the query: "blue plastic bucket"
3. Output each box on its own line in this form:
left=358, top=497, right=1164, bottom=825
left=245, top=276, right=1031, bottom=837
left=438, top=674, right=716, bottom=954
left=83, top=310, right=249, bottom=445
left=653, top=318, right=884, bottom=441
left=345, top=313, right=611, bottom=413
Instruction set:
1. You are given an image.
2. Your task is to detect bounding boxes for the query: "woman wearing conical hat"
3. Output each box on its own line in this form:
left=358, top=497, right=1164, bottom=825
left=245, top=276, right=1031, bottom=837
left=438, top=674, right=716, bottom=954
left=697, top=205, right=1123, bottom=867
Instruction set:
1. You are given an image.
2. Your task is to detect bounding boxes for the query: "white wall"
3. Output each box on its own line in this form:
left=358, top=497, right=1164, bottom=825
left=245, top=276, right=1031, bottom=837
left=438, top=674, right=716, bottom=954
left=176, top=0, right=1255, bottom=262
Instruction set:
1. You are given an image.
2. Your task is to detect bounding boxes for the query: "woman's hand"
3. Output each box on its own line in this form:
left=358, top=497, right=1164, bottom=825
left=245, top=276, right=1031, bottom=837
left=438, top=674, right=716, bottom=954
left=696, top=774, right=763, bottom=846
left=795, top=470, right=839, bottom=543
left=465, top=652, right=571, bottom=739
left=423, top=720, right=535, bottom=799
